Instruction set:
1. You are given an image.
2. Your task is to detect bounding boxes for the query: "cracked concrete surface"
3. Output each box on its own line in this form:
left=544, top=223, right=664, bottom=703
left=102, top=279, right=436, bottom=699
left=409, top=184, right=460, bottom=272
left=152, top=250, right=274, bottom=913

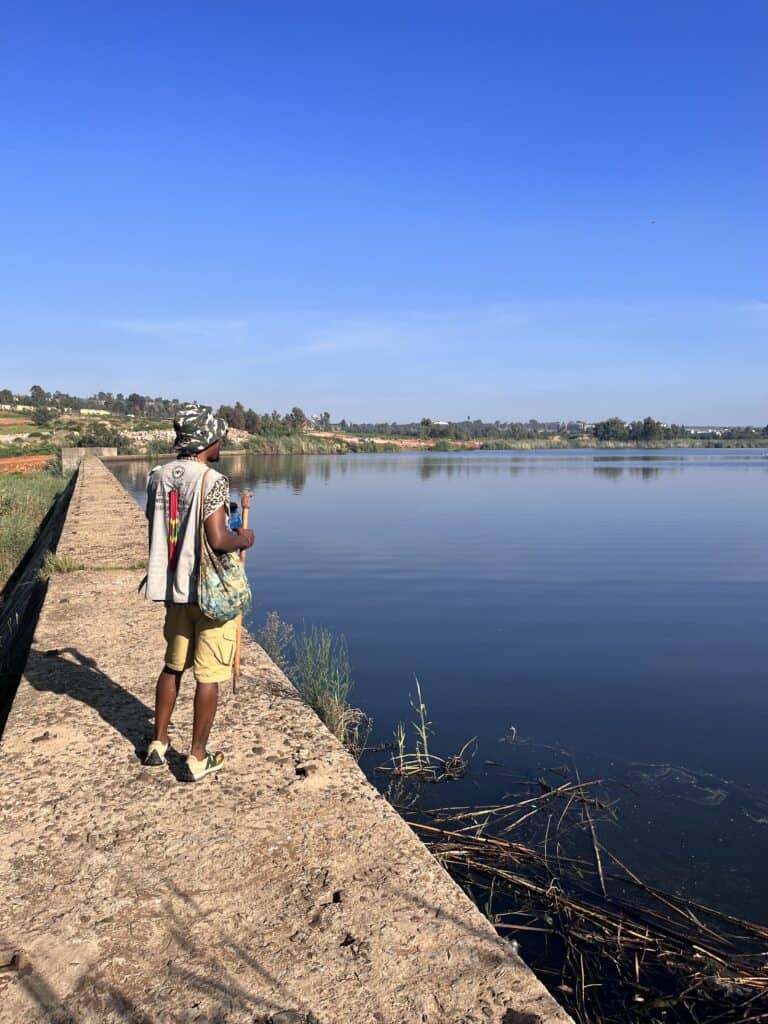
left=0, top=458, right=572, bottom=1024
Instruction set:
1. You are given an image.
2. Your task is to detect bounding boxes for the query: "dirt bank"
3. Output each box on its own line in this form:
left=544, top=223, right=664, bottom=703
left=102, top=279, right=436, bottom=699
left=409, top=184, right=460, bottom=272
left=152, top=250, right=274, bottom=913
left=0, top=455, right=51, bottom=474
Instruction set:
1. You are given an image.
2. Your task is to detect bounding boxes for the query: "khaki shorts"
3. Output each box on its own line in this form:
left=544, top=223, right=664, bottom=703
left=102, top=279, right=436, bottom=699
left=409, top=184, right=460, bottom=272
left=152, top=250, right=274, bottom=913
left=163, top=604, right=237, bottom=683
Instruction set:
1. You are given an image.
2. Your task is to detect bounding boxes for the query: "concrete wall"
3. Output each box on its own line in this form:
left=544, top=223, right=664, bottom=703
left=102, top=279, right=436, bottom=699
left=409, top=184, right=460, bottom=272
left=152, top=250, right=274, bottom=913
left=61, top=446, right=118, bottom=471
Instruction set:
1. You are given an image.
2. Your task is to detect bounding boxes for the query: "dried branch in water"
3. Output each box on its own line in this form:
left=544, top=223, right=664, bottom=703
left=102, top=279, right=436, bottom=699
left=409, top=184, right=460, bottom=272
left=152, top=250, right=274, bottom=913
left=397, top=773, right=768, bottom=1024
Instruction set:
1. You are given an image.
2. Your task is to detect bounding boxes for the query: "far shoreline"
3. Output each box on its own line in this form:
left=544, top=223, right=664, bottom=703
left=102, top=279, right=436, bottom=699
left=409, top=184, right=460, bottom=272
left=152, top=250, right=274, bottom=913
left=99, top=435, right=768, bottom=463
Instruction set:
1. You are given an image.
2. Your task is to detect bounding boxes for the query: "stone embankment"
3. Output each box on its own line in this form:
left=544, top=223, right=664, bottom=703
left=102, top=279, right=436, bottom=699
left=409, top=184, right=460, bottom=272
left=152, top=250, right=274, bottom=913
left=0, top=458, right=572, bottom=1024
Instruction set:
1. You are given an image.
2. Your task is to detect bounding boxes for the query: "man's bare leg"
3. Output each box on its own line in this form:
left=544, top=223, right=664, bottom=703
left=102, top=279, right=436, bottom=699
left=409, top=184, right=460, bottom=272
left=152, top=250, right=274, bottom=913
left=152, top=666, right=182, bottom=745
left=190, top=682, right=219, bottom=760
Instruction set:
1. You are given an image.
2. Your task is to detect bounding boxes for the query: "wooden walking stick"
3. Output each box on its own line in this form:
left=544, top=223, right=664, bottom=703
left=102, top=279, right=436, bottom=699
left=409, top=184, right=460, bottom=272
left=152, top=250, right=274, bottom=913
left=232, top=489, right=253, bottom=692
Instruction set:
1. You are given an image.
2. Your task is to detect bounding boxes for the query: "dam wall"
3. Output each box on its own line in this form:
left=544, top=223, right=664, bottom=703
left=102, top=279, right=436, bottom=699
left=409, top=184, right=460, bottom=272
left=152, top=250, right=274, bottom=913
left=0, top=474, right=75, bottom=732
left=61, top=446, right=118, bottom=472
left=0, top=457, right=572, bottom=1024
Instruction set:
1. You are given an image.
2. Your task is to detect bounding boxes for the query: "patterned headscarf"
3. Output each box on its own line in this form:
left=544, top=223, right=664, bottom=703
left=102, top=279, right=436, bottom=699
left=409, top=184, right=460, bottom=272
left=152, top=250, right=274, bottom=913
left=173, top=404, right=228, bottom=455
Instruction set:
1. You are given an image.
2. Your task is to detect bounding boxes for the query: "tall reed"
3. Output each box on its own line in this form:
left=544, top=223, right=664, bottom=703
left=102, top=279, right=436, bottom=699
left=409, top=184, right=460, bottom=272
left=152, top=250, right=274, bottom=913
left=257, top=613, right=371, bottom=759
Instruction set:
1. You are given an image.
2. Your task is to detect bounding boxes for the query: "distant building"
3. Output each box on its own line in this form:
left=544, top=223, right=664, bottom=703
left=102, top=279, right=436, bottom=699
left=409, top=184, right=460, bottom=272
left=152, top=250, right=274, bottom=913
left=80, top=408, right=112, bottom=416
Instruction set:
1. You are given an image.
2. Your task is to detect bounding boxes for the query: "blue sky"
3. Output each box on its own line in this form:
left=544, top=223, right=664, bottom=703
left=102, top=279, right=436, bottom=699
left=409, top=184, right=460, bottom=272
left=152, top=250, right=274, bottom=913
left=1, top=1, right=766, bottom=423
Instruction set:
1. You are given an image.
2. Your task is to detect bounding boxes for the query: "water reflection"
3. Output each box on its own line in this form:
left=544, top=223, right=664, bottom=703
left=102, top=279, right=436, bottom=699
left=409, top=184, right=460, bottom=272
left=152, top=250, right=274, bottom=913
left=593, top=466, right=663, bottom=481
left=633, top=466, right=662, bottom=481
left=594, top=466, right=624, bottom=480
left=111, top=452, right=314, bottom=493
left=111, top=449, right=768, bottom=498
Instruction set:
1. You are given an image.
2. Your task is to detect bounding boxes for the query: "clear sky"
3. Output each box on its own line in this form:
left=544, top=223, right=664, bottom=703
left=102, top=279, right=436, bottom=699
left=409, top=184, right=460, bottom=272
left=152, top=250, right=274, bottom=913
left=1, top=2, right=766, bottom=424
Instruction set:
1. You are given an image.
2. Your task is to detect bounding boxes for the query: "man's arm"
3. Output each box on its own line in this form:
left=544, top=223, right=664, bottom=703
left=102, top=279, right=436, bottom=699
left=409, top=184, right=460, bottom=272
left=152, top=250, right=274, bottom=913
left=204, top=504, right=254, bottom=553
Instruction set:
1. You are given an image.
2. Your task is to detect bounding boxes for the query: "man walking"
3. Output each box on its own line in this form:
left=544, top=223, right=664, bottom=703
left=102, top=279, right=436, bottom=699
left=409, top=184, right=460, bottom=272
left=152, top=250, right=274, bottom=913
left=143, top=405, right=254, bottom=781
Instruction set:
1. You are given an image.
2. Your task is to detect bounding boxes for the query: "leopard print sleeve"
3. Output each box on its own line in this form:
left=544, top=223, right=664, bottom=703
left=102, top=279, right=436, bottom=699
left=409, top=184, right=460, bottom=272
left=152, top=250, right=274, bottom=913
left=203, top=474, right=230, bottom=520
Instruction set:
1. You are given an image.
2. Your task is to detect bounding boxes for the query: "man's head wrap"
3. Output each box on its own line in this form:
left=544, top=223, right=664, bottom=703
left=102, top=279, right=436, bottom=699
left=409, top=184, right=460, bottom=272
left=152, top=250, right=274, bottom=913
left=173, top=404, right=228, bottom=455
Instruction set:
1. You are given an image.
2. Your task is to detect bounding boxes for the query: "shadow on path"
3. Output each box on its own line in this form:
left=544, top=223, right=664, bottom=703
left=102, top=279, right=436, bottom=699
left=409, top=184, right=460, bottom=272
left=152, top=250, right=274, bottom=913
left=21, top=648, right=240, bottom=782
left=15, top=647, right=559, bottom=1023
left=24, top=647, right=153, bottom=760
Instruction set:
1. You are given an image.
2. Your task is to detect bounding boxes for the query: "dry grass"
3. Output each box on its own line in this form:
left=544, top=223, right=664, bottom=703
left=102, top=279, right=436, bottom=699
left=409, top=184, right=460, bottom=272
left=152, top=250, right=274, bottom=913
left=37, top=551, right=148, bottom=579
left=0, top=471, right=68, bottom=591
left=401, top=775, right=768, bottom=1024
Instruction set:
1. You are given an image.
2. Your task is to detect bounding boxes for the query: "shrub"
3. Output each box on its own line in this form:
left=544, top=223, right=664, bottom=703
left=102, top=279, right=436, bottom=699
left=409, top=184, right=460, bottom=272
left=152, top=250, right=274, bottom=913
left=145, top=438, right=171, bottom=456
left=256, top=611, right=371, bottom=758
left=31, top=408, right=52, bottom=426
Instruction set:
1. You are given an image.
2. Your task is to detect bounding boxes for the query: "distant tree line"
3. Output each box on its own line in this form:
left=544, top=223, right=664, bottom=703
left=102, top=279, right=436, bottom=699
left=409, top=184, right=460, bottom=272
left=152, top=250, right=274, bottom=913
left=0, top=384, right=183, bottom=420
left=2, top=386, right=766, bottom=441
left=215, top=402, right=319, bottom=436
left=0, top=385, right=320, bottom=437
left=340, top=418, right=561, bottom=440
left=348, top=415, right=768, bottom=442
left=593, top=417, right=685, bottom=442
left=592, top=416, right=768, bottom=442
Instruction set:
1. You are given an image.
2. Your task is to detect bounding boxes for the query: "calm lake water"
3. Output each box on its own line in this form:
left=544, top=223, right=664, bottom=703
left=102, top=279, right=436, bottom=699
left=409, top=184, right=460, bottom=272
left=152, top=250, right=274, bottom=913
left=113, top=449, right=768, bottom=919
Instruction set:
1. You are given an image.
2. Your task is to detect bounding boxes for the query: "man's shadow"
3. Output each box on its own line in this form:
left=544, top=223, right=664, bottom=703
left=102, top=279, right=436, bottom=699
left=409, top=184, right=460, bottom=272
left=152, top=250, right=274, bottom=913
left=22, top=647, right=188, bottom=780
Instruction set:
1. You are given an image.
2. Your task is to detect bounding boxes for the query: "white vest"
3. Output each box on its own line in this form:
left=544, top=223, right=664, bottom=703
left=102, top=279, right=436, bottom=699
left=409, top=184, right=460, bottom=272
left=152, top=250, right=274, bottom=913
left=145, top=460, right=228, bottom=603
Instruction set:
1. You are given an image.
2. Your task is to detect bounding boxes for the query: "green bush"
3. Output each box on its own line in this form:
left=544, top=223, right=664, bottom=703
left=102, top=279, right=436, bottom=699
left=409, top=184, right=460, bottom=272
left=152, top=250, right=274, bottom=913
left=75, top=423, right=127, bottom=450
left=344, top=440, right=399, bottom=453
left=0, top=441, right=58, bottom=457
left=145, top=438, right=171, bottom=456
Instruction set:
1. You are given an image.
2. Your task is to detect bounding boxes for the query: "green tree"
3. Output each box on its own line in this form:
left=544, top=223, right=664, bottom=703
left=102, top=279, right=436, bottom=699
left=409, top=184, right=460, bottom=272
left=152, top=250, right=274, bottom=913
left=287, top=406, right=308, bottom=432
left=640, top=416, right=662, bottom=441
left=243, top=408, right=262, bottom=433
left=77, top=422, right=127, bottom=450
left=29, top=384, right=48, bottom=407
left=229, top=402, right=246, bottom=430
left=593, top=417, right=628, bottom=441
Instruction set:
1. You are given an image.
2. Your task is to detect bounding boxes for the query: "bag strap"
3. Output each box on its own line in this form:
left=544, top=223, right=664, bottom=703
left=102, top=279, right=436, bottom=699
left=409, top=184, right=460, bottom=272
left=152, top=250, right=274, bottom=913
left=198, top=468, right=211, bottom=545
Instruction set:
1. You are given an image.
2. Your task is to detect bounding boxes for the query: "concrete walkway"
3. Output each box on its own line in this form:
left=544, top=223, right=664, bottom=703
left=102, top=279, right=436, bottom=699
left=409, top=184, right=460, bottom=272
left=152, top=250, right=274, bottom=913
left=0, top=458, right=572, bottom=1024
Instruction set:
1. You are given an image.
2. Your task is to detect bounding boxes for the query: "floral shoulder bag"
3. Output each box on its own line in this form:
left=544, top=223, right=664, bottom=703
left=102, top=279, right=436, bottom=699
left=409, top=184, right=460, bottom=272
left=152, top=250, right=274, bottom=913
left=197, top=470, right=252, bottom=623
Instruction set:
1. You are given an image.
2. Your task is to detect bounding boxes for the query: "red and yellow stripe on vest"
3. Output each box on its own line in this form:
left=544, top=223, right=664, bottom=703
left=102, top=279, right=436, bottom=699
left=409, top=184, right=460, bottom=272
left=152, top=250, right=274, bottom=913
left=168, top=489, right=180, bottom=569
